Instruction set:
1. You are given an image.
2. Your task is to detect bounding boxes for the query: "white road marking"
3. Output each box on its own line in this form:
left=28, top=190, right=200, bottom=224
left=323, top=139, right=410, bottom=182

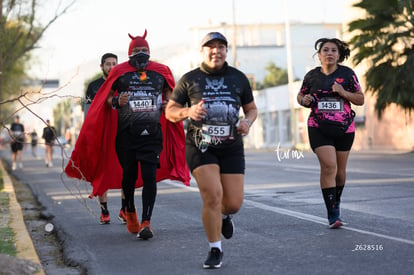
left=244, top=199, right=414, bottom=245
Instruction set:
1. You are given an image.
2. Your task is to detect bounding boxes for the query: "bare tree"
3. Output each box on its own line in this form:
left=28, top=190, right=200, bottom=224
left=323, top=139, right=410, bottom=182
left=0, top=0, right=76, bottom=116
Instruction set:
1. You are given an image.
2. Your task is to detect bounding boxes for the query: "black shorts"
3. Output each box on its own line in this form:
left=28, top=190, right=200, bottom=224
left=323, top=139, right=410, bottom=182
left=115, top=131, right=162, bottom=166
left=308, top=127, right=355, bottom=152
left=45, top=141, right=54, bottom=146
left=186, top=142, right=245, bottom=174
left=11, top=141, right=24, bottom=152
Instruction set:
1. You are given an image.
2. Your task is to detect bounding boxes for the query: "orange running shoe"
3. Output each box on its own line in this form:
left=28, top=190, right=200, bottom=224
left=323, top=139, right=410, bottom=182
left=138, top=220, right=153, bottom=240
left=118, top=209, right=127, bottom=224
left=126, top=210, right=140, bottom=234
left=99, top=213, right=110, bottom=225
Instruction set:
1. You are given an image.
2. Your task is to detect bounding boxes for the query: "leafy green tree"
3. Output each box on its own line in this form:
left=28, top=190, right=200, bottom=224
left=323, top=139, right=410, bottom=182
left=0, top=0, right=76, bottom=118
left=348, top=0, right=414, bottom=118
left=261, top=62, right=288, bottom=89
left=53, top=99, right=72, bottom=136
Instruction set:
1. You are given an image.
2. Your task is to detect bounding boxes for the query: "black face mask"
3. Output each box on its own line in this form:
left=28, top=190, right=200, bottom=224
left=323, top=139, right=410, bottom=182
left=129, top=52, right=150, bottom=70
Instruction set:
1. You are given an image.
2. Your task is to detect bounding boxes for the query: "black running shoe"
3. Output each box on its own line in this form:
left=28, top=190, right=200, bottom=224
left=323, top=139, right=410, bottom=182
left=203, top=248, right=223, bottom=269
left=137, top=220, right=153, bottom=240
left=222, top=215, right=234, bottom=239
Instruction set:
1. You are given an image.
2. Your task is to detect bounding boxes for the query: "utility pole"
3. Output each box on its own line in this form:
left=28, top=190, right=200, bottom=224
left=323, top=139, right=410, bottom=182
left=283, top=0, right=297, bottom=148
left=231, top=0, right=237, bottom=67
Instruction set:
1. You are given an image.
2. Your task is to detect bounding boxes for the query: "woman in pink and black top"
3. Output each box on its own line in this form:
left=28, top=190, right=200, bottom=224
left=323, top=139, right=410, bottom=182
left=297, top=38, right=364, bottom=229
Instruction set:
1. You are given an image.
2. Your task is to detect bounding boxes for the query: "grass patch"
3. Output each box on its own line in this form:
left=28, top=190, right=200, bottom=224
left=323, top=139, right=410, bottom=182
left=0, top=167, right=17, bottom=256
left=0, top=227, right=16, bottom=256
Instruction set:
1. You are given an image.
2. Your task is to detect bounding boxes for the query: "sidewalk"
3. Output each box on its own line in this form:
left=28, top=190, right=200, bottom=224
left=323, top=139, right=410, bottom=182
left=0, top=160, right=45, bottom=275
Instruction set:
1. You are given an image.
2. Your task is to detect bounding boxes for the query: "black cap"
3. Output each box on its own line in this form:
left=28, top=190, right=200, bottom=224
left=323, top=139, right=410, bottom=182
left=201, top=32, right=228, bottom=47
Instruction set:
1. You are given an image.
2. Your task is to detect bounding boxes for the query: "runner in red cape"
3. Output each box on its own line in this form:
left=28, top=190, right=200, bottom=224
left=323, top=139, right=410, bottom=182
left=65, top=58, right=190, bottom=197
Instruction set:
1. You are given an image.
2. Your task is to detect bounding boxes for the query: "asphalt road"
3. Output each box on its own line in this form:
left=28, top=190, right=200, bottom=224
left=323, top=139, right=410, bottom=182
left=2, top=145, right=414, bottom=275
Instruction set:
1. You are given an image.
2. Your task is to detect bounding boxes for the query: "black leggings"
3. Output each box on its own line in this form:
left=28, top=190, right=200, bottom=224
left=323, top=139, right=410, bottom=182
left=117, top=151, right=157, bottom=221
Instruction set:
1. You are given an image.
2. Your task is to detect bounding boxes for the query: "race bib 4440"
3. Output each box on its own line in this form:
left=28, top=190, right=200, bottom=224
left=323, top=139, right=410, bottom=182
left=129, top=96, right=156, bottom=112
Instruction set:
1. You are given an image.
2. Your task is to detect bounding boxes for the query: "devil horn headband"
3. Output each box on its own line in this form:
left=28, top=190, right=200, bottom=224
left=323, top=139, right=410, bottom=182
left=128, top=29, right=147, bottom=40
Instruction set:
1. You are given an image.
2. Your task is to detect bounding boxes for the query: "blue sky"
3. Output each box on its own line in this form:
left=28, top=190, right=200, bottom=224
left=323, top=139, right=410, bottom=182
left=33, top=0, right=348, bottom=78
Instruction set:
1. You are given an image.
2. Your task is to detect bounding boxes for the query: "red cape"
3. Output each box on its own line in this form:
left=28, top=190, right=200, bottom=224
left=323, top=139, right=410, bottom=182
left=65, top=61, right=190, bottom=197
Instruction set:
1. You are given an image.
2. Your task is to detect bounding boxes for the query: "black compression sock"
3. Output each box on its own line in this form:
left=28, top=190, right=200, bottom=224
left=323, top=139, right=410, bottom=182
left=100, top=202, right=108, bottom=214
left=336, top=185, right=344, bottom=204
left=322, top=187, right=337, bottom=219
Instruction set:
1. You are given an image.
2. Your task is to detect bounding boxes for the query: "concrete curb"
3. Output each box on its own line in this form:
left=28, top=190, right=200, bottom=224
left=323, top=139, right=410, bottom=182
left=0, top=161, right=45, bottom=275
